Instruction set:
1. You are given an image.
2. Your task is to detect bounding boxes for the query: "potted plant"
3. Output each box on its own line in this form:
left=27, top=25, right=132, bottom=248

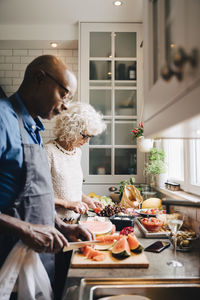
left=131, top=122, right=154, bottom=152
left=144, top=148, right=167, bottom=186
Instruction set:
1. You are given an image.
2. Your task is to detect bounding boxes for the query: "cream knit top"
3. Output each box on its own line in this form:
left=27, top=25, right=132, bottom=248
left=45, top=140, right=83, bottom=220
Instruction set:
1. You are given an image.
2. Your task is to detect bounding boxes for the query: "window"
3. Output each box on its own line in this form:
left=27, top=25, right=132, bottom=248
left=164, top=139, right=200, bottom=196
left=166, top=139, right=184, bottom=181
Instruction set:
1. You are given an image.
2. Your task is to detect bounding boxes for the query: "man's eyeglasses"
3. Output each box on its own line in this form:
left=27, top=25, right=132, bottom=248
left=80, top=132, right=94, bottom=140
left=43, top=70, right=73, bottom=102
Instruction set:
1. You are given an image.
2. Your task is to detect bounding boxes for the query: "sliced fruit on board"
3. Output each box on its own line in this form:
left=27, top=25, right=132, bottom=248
left=127, top=234, right=143, bottom=254
left=94, top=241, right=117, bottom=251
left=110, top=224, right=116, bottom=235
left=96, top=234, right=121, bottom=243
left=82, top=245, right=106, bottom=261
left=79, top=220, right=113, bottom=236
left=92, top=254, right=106, bottom=261
left=111, top=236, right=131, bottom=259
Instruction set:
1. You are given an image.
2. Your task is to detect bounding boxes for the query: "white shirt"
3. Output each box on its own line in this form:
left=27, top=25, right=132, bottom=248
left=45, top=140, right=83, bottom=220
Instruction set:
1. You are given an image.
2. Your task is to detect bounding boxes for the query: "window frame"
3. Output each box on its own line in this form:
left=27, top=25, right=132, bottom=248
left=163, top=139, right=200, bottom=197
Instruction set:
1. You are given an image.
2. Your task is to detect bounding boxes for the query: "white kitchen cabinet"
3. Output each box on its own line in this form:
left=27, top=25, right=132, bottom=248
left=143, top=0, right=200, bottom=138
left=79, top=23, right=144, bottom=185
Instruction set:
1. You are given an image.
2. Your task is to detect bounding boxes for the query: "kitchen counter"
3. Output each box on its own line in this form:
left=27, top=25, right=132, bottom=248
left=62, top=225, right=200, bottom=299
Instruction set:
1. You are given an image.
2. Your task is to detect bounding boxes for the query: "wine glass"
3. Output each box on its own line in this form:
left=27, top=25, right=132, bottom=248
left=167, top=213, right=184, bottom=267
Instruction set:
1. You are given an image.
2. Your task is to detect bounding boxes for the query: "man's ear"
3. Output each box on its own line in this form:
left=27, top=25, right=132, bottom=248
left=34, top=70, right=46, bottom=85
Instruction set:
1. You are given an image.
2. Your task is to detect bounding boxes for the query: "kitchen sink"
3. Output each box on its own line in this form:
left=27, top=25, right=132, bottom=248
left=78, top=278, right=200, bottom=300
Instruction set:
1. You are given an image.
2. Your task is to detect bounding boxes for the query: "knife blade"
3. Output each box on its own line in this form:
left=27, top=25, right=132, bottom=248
left=63, top=240, right=101, bottom=252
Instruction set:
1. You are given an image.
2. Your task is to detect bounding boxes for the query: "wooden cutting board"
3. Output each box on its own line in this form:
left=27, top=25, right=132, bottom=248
left=71, top=250, right=149, bottom=268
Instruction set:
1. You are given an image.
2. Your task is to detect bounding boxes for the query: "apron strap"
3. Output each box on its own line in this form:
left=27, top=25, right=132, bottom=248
left=9, top=95, right=27, bottom=144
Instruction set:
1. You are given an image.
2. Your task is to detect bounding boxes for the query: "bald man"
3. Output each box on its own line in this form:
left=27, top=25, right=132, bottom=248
left=0, top=55, right=93, bottom=297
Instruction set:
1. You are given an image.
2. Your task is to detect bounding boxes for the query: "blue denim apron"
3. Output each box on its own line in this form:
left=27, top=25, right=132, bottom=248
left=0, top=95, right=55, bottom=284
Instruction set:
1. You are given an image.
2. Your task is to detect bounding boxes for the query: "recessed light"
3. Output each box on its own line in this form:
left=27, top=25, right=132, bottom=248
left=50, top=42, right=58, bottom=48
left=113, top=1, right=123, bottom=6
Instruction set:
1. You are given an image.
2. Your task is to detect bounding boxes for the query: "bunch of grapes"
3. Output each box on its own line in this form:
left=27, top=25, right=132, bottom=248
left=96, top=204, right=126, bottom=217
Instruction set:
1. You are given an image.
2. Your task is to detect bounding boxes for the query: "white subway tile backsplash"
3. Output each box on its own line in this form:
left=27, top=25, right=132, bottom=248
left=0, top=57, right=5, bottom=63
left=5, top=56, right=20, bottom=63
left=72, top=64, right=78, bottom=71
left=5, top=70, right=20, bottom=77
left=28, top=50, right=43, bottom=56
left=3, top=85, right=19, bottom=93
left=73, top=50, right=78, bottom=57
left=42, top=49, right=58, bottom=55
left=0, top=50, right=12, bottom=56
left=0, top=78, right=12, bottom=85
left=58, top=50, right=72, bottom=57
left=0, top=64, right=12, bottom=71
left=13, top=50, right=28, bottom=56
left=12, top=78, right=22, bottom=85
left=0, top=70, right=4, bottom=77
left=20, top=56, right=35, bottom=64
left=66, top=57, right=78, bottom=64
left=13, top=64, right=27, bottom=71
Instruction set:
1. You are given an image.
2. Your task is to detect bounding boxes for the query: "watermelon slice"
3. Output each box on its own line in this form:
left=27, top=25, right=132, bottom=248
left=79, top=220, right=113, bottom=236
left=96, top=234, right=121, bottom=243
left=127, top=234, right=143, bottom=254
left=111, top=236, right=131, bottom=259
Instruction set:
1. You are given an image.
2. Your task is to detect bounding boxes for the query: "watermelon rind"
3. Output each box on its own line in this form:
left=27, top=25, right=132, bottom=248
left=131, top=244, right=144, bottom=254
left=94, top=241, right=116, bottom=251
left=112, top=249, right=131, bottom=259
left=111, top=237, right=131, bottom=259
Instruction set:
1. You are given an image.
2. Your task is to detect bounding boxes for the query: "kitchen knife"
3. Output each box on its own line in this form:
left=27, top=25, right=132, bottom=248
left=63, top=240, right=101, bottom=252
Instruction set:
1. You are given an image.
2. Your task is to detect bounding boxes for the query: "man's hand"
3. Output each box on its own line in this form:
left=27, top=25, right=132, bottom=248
left=21, top=223, right=69, bottom=253
left=0, top=214, right=69, bottom=254
left=55, top=215, right=95, bottom=242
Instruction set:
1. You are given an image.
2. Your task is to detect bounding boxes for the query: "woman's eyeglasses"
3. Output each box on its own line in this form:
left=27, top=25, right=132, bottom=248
left=80, top=132, right=94, bottom=140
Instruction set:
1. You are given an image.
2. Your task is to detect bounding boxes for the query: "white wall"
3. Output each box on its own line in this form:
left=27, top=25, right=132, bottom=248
left=0, top=47, right=78, bottom=143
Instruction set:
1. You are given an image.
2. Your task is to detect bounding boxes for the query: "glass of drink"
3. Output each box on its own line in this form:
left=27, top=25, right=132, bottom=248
left=167, top=213, right=184, bottom=267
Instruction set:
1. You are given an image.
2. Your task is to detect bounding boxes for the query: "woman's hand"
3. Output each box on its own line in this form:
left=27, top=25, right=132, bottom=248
left=67, top=201, right=89, bottom=214
left=54, top=197, right=88, bottom=214
left=82, top=195, right=103, bottom=210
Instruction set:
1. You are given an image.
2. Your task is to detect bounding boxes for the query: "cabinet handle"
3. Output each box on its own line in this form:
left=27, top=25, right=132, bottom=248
left=173, top=48, right=198, bottom=68
left=108, top=186, right=117, bottom=192
left=161, top=65, right=182, bottom=81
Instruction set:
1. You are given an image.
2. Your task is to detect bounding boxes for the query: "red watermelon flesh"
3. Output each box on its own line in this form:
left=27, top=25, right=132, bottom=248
left=127, top=234, right=143, bottom=253
left=79, top=220, right=113, bottom=236
left=111, top=236, right=131, bottom=259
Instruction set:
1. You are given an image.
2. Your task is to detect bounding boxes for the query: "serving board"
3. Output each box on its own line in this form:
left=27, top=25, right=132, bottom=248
left=71, top=250, right=149, bottom=268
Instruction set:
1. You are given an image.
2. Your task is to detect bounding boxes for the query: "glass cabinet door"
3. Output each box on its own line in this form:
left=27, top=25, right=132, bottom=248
left=80, top=23, right=143, bottom=183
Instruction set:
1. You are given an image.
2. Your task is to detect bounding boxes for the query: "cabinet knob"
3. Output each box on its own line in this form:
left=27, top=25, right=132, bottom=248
left=161, top=65, right=182, bottom=81
left=108, top=186, right=117, bottom=192
left=173, top=48, right=198, bottom=68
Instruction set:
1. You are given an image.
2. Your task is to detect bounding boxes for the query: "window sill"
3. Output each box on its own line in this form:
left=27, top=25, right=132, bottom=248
left=155, top=186, right=200, bottom=207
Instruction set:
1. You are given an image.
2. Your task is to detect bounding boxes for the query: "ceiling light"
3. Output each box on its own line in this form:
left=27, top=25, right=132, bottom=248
left=113, top=1, right=123, bottom=6
left=50, top=42, right=58, bottom=48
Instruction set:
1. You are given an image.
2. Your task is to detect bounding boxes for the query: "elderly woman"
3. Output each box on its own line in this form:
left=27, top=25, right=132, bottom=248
left=45, top=102, right=106, bottom=222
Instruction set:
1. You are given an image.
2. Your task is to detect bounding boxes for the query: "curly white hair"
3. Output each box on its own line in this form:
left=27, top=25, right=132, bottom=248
left=54, top=102, right=106, bottom=143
